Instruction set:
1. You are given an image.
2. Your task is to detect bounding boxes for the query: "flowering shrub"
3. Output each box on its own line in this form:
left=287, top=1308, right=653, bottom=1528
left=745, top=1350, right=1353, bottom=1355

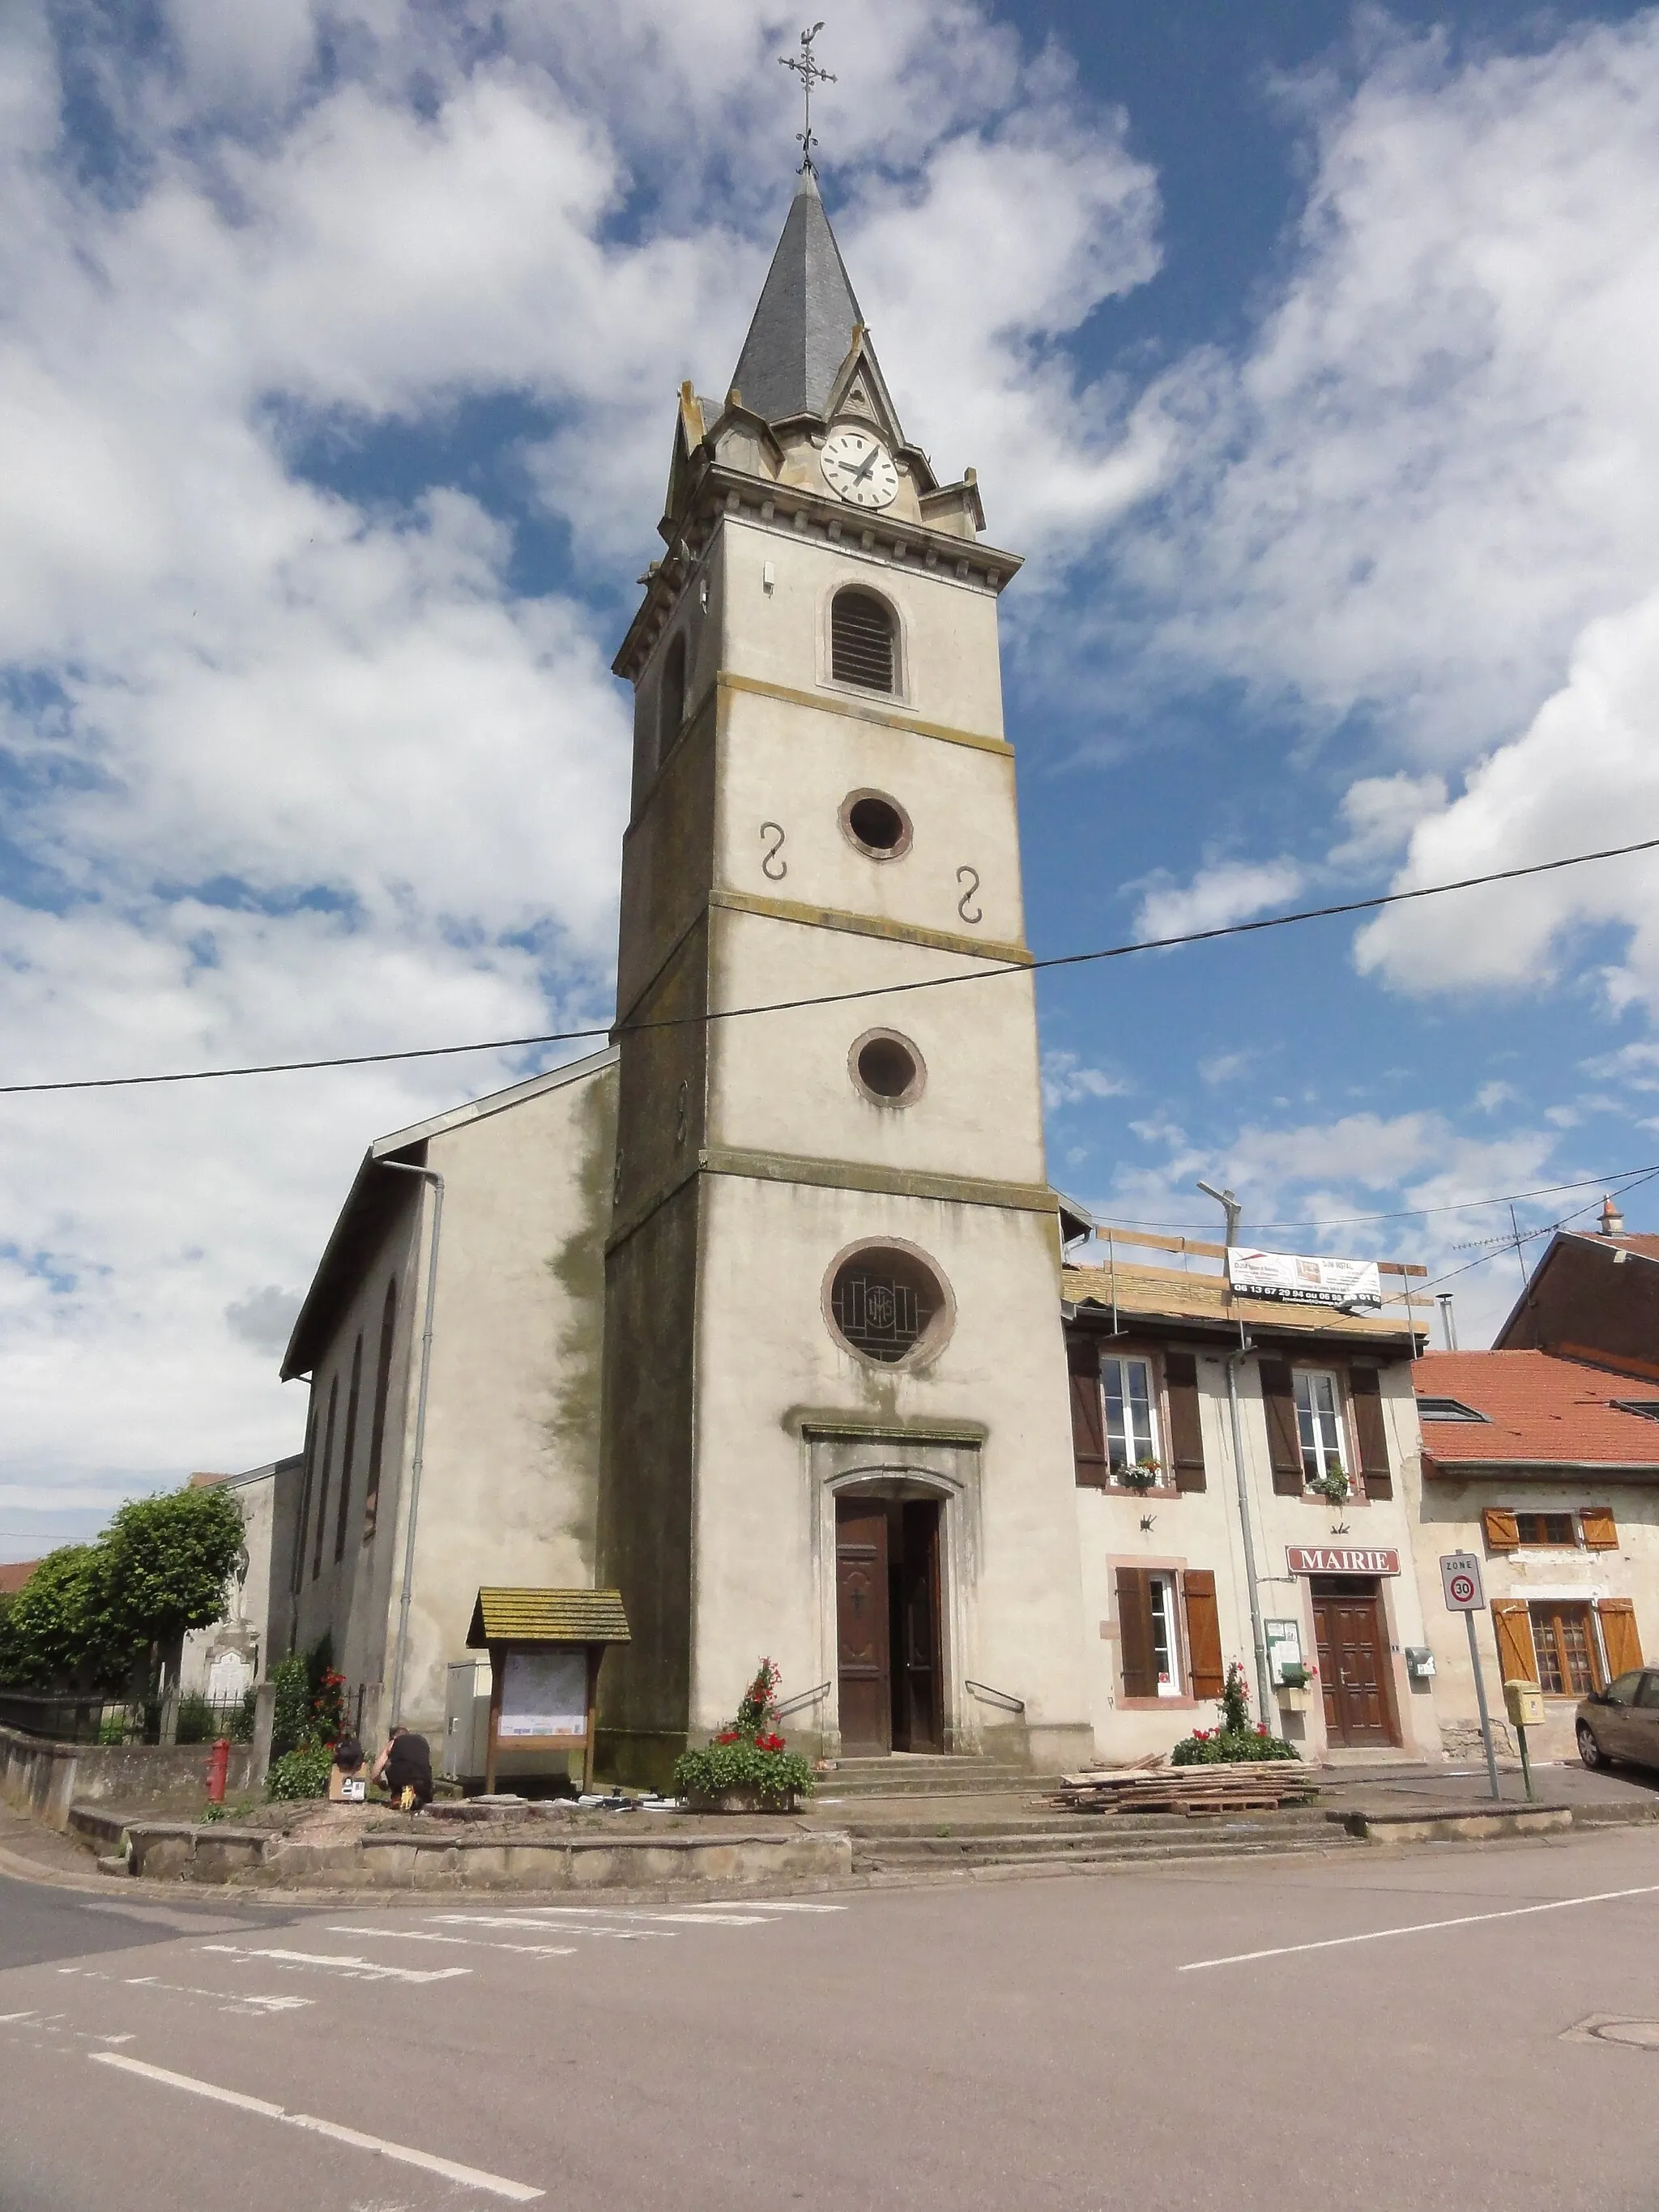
left=1171, top=1660, right=1300, bottom=1765
left=674, top=1658, right=815, bottom=1809
left=267, top=1742, right=334, bottom=1799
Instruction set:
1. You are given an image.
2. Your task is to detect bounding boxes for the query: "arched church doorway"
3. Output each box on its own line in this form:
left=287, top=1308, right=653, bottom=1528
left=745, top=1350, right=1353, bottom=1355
left=835, top=1492, right=944, bottom=1755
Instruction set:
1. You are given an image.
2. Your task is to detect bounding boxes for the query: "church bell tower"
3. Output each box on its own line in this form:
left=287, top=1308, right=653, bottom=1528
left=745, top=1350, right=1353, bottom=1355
left=596, top=167, right=1094, bottom=1784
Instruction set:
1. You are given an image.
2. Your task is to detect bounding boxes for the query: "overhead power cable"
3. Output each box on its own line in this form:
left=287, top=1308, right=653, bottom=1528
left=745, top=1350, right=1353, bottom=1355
left=1414, top=1165, right=1659, bottom=1298
left=1, top=831, right=1656, bottom=1099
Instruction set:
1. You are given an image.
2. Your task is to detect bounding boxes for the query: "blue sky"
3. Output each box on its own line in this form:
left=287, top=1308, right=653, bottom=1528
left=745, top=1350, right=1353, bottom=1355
left=3, top=1, right=1659, bottom=1555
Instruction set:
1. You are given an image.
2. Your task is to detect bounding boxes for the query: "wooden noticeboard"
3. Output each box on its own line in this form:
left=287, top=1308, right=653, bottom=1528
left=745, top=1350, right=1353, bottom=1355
left=484, top=1644, right=599, bottom=1795
left=466, top=1587, right=630, bottom=1797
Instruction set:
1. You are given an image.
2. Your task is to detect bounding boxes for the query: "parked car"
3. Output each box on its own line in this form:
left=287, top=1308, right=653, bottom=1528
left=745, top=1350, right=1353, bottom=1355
left=1576, top=1670, right=1659, bottom=1771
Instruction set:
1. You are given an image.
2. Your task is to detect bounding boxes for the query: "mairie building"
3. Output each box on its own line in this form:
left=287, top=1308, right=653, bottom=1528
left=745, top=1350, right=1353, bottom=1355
left=277, top=173, right=1445, bottom=1785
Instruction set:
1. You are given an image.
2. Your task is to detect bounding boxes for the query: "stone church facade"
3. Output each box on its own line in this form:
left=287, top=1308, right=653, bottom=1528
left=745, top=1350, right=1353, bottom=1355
left=279, top=174, right=1436, bottom=1783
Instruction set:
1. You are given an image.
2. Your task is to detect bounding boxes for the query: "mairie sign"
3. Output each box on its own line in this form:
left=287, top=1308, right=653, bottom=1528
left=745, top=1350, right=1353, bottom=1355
left=1286, top=1545, right=1401, bottom=1575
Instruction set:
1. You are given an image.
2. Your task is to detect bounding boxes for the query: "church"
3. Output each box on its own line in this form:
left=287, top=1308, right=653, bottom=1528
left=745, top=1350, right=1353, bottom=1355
left=279, top=168, right=1433, bottom=1786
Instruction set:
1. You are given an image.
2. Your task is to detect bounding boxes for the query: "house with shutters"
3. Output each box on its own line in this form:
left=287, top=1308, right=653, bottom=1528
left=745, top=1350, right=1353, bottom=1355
left=1064, top=1229, right=1438, bottom=1763
left=1412, top=1227, right=1659, bottom=1759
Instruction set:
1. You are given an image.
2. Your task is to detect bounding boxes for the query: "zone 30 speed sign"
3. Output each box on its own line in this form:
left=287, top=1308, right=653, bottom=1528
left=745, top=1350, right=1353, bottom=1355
left=1440, top=1552, right=1485, bottom=1611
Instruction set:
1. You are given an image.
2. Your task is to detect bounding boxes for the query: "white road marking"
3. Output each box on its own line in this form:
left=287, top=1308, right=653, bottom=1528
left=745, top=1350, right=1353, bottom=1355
left=0, top=2010, right=36, bottom=2022
left=88, top=2052, right=541, bottom=2201
left=687, top=1900, right=847, bottom=1913
left=57, top=1965, right=309, bottom=2014
left=1180, top=1882, right=1659, bottom=1971
left=327, top=1925, right=577, bottom=1958
left=425, top=1913, right=660, bottom=1941
left=200, top=1945, right=469, bottom=1984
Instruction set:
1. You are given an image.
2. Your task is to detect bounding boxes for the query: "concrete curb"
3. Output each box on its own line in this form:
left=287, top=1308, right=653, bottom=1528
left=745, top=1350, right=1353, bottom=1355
left=97, top=1814, right=855, bottom=1893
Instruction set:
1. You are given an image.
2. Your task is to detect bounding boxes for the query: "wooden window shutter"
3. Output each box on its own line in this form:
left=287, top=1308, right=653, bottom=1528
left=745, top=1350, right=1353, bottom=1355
left=1348, top=1368, right=1392, bottom=1500
left=1165, top=1351, right=1207, bottom=1492
left=1580, top=1505, right=1619, bottom=1552
left=1259, top=1359, right=1303, bottom=1495
left=1482, top=1506, right=1520, bottom=1551
left=1067, top=1340, right=1107, bottom=1487
left=1596, top=1597, right=1643, bottom=1676
left=1181, top=1570, right=1225, bottom=1700
left=1116, top=1568, right=1157, bottom=1698
left=1491, top=1600, right=1537, bottom=1685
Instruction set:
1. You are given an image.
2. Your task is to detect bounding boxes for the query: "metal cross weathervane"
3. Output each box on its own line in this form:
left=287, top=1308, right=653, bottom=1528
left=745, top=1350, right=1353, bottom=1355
left=781, top=21, right=835, bottom=175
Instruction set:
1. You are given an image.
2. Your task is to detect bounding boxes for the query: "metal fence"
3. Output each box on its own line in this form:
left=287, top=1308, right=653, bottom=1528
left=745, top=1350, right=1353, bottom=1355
left=0, top=1689, right=255, bottom=1746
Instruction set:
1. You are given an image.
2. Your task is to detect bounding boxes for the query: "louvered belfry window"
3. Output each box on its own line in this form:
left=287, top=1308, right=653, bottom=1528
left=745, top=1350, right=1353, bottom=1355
left=830, top=589, right=896, bottom=692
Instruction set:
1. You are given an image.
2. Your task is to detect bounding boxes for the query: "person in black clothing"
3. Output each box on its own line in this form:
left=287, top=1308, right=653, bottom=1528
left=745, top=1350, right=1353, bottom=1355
left=373, top=1724, right=433, bottom=1809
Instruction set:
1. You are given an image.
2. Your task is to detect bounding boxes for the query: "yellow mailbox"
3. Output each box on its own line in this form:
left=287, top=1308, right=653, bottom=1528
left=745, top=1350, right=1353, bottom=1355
left=1503, top=1677, right=1546, bottom=1730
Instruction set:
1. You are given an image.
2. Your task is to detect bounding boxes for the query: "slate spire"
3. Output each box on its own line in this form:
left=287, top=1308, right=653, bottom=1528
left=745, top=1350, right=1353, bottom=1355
left=728, top=168, right=864, bottom=424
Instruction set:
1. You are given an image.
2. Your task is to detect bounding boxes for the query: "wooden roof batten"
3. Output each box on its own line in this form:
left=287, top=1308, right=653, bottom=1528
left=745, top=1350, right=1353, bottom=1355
left=467, top=1588, right=632, bottom=1647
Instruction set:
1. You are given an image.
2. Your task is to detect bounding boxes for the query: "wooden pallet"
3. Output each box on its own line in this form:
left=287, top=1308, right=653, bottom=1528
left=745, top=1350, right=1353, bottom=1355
left=1050, top=1762, right=1316, bottom=1816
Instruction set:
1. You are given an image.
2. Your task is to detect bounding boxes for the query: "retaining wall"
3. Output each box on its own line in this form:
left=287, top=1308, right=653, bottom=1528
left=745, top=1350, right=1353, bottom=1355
left=115, top=1818, right=852, bottom=1891
left=0, top=1724, right=255, bottom=1830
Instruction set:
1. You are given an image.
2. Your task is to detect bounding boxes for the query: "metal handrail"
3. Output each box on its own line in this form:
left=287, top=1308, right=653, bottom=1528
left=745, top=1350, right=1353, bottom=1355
left=773, top=1680, right=832, bottom=1719
left=964, top=1678, right=1026, bottom=1714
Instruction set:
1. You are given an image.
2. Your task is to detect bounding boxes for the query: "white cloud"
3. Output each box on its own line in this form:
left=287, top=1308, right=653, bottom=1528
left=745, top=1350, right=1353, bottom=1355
left=1133, top=859, right=1303, bottom=944
left=1354, top=586, right=1659, bottom=1005
left=1042, top=1050, right=1129, bottom=1110
left=1129, top=15, right=1659, bottom=761
left=1328, top=773, right=1447, bottom=867
left=1474, top=1080, right=1517, bottom=1113
left=1199, top=1046, right=1263, bottom=1089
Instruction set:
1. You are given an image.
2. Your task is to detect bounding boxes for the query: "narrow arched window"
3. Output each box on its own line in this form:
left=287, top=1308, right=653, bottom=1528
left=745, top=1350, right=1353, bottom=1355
left=333, top=1332, right=364, bottom=1565
left=658, top=631, right=687, bottom=758
left=361, top=1279, right=397, bottom=1545
left=311, top=1374, right=338, bottom=1582
left=831, top=589, right=896, bottom=693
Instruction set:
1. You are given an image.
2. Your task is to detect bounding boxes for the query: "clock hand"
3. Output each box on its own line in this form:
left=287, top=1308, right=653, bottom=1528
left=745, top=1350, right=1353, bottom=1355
left=848, top=443, right=881, bottom=488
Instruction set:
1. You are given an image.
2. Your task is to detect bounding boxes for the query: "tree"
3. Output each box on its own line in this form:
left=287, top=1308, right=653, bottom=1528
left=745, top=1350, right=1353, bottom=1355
left=0, top=1484, right=245, bottom=1693
left=0, top=1546, right=101, bottom=1688
left=91, top=1485, right=246, bottom=1681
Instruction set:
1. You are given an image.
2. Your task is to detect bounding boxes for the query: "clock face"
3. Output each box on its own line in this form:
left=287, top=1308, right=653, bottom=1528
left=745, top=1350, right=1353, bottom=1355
left=821, top=426, right=900, bottom=510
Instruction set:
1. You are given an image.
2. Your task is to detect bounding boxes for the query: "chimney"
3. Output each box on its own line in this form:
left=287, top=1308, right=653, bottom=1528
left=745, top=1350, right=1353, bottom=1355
left=1598, top=1195, right=1625, bottom=1238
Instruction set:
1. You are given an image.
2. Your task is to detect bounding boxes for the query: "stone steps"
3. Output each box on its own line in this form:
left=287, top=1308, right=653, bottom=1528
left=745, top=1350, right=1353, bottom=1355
left=815, top=1758, right=1037, bottom=1800
left=850, top=1809, right=1337, bottom=1865
left=853, top=1829, right=1357, bottom=1877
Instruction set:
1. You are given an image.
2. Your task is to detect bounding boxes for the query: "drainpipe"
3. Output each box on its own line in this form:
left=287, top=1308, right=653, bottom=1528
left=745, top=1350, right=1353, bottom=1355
left=380, top=1158, right=444, bottom=1728
left=1225, top=1339, right=1274, bottom=1727
left=1198, top=1179, right=1273, bottom=1725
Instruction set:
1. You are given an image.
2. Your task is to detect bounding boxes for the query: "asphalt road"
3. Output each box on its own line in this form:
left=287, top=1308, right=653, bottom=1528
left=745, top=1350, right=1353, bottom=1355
left=4, top=1827, right=1659, bottom=2210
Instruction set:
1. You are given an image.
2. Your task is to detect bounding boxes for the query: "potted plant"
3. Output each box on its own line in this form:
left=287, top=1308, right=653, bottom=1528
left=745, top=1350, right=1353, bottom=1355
left=673, top=1659, right=815, bottom=1814
left=1171, top=1661, right=1302, bottom=1765
left=1116, top=1458, right=1162, bottom=1494
left=1306, top=1462, right=1351, bottom=1506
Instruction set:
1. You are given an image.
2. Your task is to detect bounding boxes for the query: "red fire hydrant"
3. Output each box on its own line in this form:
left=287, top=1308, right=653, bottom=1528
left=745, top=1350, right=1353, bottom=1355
left=207, top=1737, right=230, bottom=1805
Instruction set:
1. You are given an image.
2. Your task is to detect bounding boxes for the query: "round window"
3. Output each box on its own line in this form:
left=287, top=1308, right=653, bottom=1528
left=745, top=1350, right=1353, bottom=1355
left=825, top=1243, right=951, bottom=1367
left=840, top=790, right=912, bottom=859
left=850, top=1029, right=925, bottom=1106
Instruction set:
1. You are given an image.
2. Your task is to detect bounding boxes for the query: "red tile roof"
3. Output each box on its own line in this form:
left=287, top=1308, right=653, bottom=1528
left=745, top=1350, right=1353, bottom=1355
left=1414, top=1349, right=1659, bottom=1472
left=0, top=1559, right=39, bottom=1595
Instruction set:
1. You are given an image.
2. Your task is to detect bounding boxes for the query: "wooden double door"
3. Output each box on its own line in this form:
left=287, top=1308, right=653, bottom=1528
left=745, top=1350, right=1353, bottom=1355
left=1311, top=1576, right=1400, bottom=1748
left=835, top=1496, right=944, bottom=1755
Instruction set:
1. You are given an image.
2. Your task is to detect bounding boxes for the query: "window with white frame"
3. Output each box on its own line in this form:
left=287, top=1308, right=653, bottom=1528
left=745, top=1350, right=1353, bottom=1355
left=1293, top=1369, right=1346, bottom=1487
left=1147, top=1574, right=1182, bottom=1696
left=1102, top=1355, right=1160, bottom=1481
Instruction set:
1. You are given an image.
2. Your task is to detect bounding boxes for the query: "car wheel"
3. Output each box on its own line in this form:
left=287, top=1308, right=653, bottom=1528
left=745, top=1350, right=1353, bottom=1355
left=1578, top=1723, right=1608, bottom=1771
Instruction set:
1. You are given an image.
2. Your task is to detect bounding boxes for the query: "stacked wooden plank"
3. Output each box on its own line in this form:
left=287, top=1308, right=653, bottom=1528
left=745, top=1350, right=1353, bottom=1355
left=1051, top=1762, right=1316, bottom=1816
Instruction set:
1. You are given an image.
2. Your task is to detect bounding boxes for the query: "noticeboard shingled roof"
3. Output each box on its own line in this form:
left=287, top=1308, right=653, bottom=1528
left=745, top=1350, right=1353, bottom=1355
left=466, top=1588, right=632, bottom=1647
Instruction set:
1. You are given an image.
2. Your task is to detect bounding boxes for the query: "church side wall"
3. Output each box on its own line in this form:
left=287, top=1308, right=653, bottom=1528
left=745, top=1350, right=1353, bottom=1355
left=379, top=1064, right=618, bottom=1744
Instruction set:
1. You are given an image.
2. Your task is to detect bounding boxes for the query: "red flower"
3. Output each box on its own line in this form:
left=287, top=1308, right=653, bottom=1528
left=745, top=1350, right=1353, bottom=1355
left=717, top=1730, right=740, bottom=1744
